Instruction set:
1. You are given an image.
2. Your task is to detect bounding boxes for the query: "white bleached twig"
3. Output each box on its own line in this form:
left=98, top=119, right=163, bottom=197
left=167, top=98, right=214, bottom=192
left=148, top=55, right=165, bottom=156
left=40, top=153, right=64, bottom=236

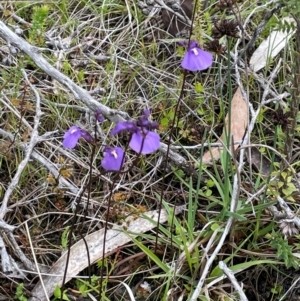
left=0, top=20, right=189, bottom=169
left=0, top=128, right=80, bottom=196
left=219, top=261, right=249, bottom=301
left=0, top=21, right=128, bottom=123
left=0, top=236, right=12, bottom=274
left=0, top=69, right=42, bottom=220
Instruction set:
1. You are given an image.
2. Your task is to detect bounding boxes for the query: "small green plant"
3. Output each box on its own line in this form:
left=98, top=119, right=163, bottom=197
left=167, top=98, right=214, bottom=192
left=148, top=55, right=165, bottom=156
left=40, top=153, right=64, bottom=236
left=53, top=285, right=70, bottom=301
left=75, top=276, right=100, bottom=298
left=269, top=232, right=299, bottom=269
left=61, top=226, right=70, bottom=250
left=28, top=5, right=50, bottom=45
left=271, top=283, right=283, bottom=296
left=267, top=168, right=298, bottom=201
left=15, top=283, right=27, bottom=301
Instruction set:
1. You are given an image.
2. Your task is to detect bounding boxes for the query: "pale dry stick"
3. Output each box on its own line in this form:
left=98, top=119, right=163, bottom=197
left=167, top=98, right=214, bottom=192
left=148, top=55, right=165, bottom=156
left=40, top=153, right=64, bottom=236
left=274, top=196, right=300, bottom=228
left=261, top=59, right=282, bottom=104
left=170, top=141, right=241, bottom=150
left=0, top=69, right=42, bottom=220
left=239, top=0, right=277, bottom=43
left=0, top=236, right=11, bottom=274
left=190, top=217, right=235, bottom=300
left=154, top=0, right=191, bottom=25
left=0, top=21, right=127, bottom=122
left=262, top=92, right=290, bottom=106
left=268, top=196, right=300, bottom=238
left=4, top=231, right=37, bottom=271
left=24, top=221, right=50, bottom=301
left=279, top=277, right=300, bottom=301
left=117, top=282, right=136, bottom=301
left=0, top=21, right=189, bottom=168
left=191, top=92, right=249, bottom=299
left=8, top=256, right=27, bottom=279
left=199, top=223, right=219, bottom=266
left=142, top=155, right=164, bottom=191
left=193, top=119, right=246, bottom=301
left=191, top=156, right=244, bottom=300
left=219, top=261, right=249, bottom=301
left=0, top=128, right=80, bottom=195
left=276, top=196, right=296, bottom=217
left=0, top=220, right=15, bottom=231
left=246, top=184, right=267, bottom=205
left=69, top=172, right=91, bottom=210
left=87, top=293, right=98, bottom=301
left=0, top=4, right=31, bottom=27
left=233, top=45, right=249, bottom=115
left=254, top=73, right=290, bottom=106
left=0, top=70, right=45, bottom=273
left=240, top=4, right=282, bottom=56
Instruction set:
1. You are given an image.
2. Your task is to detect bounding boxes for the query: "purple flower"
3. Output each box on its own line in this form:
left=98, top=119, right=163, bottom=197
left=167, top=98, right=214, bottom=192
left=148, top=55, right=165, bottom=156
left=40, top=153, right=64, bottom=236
left=63, top=126, right=92, bottom=148
left=111, top=110, right=160, bottom=155
left=181, top=40, right=213, bottom=72
left=111, top=121, right=137, bottom=135
left=129, top=131, right=160, bottom=154
left=101, top=146, right=125, bottom=171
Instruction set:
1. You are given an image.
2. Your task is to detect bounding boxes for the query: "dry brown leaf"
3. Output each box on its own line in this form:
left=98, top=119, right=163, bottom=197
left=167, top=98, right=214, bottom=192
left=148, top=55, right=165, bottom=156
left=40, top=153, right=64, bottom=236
left=202, top=87, right=248, bottom=163
left=28, top=206, right=185, bottom=301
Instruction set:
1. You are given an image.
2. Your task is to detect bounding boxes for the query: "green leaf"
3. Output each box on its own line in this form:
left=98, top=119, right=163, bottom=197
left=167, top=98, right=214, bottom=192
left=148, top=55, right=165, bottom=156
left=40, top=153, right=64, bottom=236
left=206, top=179, right=215, bottom=188
left=132, top=237, right=169, bottom=272
left=79, top=284, right=88, bottom=297
left=195, top=82, right=203, bottom=93
left=54, top=285, right=70, bottom=301
left=160, top=117, right=169, bottom=127
left=205, top=188, right=212, bottom=197
left=210, top=259, right=281, bottom=278
left=270, top=236, right=299, bottom=268
left=61, top=226, right=70, bottom=249
left=211, top=223, right=220, bottom=231
left=224, top=211, right=247, bottom=221
left=199, top=296, right=210, bottom=301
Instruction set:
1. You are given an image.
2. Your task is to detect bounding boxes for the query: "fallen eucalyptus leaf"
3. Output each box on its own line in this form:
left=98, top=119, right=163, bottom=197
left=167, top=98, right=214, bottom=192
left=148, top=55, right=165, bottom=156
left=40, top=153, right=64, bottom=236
left=29, top=206, right=185, bottom=301
left=202, top=87, right=248, bottom=163
left=249, top=17, right=296, bottom=72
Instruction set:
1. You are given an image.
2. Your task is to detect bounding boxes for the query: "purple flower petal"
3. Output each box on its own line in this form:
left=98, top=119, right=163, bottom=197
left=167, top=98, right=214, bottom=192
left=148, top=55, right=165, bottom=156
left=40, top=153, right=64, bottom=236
left=129, top=131, right=160, bottom=154
left=137, top=110, right=159, bottom=130
left=178, top=40, right=198, bottom=48
left=95, top=109, right=105, bottom=123
left=111, top=121, right=137, bottom=135
left=189, top=40, right=199, bottom=49
left=101, top=147, right=125, bottom=171
left=63, top=126, right=82, bottom=148
left=80, top=130, right=92, bottom=143
left=143, top=109, right=151, bottom=118
left=181, top=47, right=213, bottom=72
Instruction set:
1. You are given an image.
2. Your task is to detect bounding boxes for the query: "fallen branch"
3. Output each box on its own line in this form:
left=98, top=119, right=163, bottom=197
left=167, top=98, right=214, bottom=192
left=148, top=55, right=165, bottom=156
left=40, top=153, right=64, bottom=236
left=0, top=20, right=190, bottom=171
